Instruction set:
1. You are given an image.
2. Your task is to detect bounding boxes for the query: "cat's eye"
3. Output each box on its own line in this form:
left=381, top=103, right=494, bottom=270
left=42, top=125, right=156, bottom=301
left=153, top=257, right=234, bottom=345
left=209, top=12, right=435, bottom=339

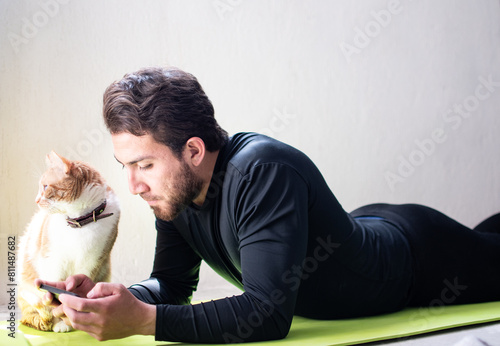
left=43, top=185, right=48, bottom=191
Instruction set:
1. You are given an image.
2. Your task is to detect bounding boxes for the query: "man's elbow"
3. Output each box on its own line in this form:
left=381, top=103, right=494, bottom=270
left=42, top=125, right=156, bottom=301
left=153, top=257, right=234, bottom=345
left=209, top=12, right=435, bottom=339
left=244, top=311, right=292, bottom=342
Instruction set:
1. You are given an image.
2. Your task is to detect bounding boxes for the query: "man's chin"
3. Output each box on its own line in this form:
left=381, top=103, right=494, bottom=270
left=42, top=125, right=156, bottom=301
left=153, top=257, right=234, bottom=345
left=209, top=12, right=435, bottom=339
left=150, top=206, right=172, bottom=221
left=150, top=204, right=187, bottom=222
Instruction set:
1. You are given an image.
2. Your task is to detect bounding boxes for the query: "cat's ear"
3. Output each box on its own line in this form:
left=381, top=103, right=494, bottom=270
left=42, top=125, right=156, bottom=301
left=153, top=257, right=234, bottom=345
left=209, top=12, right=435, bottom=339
left=46, top=151, right=73, bottom=174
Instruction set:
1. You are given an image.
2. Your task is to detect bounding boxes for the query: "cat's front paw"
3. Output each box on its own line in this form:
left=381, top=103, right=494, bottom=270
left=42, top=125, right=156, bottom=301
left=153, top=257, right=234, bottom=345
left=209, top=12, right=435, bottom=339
left=53, top=320, right=73, bottom=333
left=20, top=315, right=53, bottom=331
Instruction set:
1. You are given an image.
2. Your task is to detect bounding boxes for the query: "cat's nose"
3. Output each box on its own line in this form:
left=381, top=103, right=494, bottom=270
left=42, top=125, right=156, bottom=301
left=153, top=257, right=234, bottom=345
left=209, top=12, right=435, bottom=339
left=35, top=194, right=41, bottom=204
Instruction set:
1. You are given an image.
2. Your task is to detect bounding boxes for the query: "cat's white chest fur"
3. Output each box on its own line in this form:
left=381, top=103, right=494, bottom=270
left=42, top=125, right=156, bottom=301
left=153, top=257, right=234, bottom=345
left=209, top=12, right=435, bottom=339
left=20, top=186, right=120, bottom=282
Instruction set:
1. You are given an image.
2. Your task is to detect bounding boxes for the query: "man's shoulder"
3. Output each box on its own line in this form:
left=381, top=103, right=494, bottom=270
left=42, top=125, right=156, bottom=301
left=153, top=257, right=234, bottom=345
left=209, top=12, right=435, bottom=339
left=224, top=132, right=312, bottom=176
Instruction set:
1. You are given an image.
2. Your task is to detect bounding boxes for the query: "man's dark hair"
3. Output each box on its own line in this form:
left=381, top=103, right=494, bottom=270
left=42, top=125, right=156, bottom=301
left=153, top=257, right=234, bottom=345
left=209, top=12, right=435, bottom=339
left=103, top=66, right=228, bottom=157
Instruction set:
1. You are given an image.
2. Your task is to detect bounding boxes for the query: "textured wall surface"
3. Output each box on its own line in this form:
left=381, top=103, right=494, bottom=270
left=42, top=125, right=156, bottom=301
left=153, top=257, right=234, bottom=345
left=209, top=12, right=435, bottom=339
left=1, top=0, right=499, bottom=307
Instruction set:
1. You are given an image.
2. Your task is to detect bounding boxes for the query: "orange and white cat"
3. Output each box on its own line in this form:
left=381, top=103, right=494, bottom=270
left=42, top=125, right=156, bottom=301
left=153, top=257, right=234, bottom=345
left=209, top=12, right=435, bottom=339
left=18, top=151, right=120, bottom=332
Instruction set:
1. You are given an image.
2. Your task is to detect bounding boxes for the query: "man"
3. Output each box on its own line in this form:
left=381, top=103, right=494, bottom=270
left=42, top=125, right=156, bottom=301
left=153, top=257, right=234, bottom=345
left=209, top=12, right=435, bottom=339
left=37, top=67, right=500, bottom=343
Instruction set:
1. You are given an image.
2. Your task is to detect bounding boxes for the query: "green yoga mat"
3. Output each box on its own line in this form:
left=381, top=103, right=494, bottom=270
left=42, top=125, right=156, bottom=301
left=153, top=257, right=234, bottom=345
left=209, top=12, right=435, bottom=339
left=4, top=301, right=500, bottom=346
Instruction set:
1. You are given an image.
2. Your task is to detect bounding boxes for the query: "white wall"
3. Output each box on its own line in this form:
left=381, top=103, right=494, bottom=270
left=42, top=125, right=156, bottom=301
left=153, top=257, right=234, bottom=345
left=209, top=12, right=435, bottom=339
left=1, top=0, right=499, bottom=308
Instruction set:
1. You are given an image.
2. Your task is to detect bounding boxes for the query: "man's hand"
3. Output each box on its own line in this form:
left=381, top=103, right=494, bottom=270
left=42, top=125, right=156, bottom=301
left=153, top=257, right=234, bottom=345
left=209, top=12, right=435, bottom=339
left=35, top=274, right=96, bottom=308
left=55, top=282, right=156, bottom=341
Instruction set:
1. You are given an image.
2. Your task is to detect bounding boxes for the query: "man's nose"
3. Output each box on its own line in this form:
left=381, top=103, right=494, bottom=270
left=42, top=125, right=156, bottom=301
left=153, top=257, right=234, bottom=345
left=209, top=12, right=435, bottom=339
left=128, top=170, right=148, bottom=195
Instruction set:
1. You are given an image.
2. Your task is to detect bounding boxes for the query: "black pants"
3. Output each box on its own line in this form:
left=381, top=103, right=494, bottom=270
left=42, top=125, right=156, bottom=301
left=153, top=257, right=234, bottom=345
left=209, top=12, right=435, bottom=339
left=350, top=204, right=500, bottom=307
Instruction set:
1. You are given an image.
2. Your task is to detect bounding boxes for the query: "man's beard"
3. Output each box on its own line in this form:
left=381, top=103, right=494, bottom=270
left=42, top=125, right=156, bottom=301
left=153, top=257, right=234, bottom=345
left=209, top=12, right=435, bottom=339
left=147, top=161, right=204, bottom=221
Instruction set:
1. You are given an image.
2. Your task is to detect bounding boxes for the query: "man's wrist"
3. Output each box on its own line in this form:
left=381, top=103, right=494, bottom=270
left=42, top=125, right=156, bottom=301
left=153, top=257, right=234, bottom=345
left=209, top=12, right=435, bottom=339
left=138, top=302, right=156, bottom=336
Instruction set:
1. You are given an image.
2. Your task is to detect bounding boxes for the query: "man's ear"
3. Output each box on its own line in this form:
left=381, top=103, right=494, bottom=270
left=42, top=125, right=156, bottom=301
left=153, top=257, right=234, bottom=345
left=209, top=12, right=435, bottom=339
left=184, top=137, right=206, bottom=167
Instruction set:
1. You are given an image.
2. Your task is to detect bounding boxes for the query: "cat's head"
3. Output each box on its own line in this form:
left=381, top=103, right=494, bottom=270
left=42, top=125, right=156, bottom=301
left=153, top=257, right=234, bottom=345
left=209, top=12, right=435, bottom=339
left=36, top=151, right=106, bottom=214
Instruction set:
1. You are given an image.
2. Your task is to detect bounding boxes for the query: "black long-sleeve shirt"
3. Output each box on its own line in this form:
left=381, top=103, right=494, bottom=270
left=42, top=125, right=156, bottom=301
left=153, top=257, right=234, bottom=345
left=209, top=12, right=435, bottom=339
left=129, top=132, right=414, bottom=343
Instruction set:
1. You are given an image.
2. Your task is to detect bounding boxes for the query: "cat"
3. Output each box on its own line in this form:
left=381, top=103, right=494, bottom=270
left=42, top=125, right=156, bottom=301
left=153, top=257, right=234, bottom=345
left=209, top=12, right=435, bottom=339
left=18, top=151, right=120, bottom=332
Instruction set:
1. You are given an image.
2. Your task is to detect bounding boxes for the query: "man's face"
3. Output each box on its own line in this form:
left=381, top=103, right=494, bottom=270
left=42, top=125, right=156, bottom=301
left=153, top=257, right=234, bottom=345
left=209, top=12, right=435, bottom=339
left=112, top=132, right=203, bottom=221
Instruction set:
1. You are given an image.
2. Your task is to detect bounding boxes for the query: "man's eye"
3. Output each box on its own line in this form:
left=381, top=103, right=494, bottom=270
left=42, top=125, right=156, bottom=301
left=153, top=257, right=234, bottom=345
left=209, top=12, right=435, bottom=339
left=139, top=164, right=153, bottom=171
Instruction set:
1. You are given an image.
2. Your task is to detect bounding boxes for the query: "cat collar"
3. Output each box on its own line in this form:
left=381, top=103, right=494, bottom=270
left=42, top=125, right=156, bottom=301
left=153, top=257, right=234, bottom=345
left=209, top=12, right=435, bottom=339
left=66, top=200, right=114, bottom=228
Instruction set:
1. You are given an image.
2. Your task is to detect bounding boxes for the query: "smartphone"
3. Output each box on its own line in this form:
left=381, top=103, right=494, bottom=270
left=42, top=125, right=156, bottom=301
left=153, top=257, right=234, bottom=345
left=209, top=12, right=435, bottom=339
left=39, top=283, right=80, bottom=301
